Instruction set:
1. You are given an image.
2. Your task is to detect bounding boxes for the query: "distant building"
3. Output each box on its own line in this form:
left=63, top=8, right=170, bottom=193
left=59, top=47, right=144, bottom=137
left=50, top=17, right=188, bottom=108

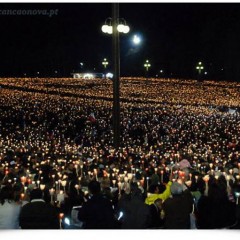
left=72, top=72, right=104, bottom=79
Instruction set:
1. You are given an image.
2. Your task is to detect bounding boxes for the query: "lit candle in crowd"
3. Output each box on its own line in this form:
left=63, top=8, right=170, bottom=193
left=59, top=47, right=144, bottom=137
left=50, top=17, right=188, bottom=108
left=118, top=182, right=121, bottom=194
left=49, top=188, right=55, bottom=203
left=59, top=213, right=64, bottom=229
left=146, top=177, right=149, bottom=190
left=61, top=180, right=67, bottom=193
left=75, top=184, right=80, bottom=195
left=37, top=180, right=40, bottom=188
left=195, top=175, right=198, bottom=182
left=160, top=170, right=164, bottom=183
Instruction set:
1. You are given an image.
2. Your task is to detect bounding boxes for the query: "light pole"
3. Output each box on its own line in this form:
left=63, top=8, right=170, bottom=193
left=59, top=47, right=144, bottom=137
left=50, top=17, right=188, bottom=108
left=144, top=60, right=151, bottom=82
left=196, top=61, right=204, bottom=81
left=196, top=62, right=204, bottom=74
left=101, top=3, right=130, bottom=149
left=102, top=58, right=109, bottom=69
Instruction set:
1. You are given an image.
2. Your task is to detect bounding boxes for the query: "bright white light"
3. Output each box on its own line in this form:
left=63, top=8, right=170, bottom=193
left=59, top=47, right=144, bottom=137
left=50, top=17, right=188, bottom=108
left=133, top=35, right=141, bottom=45
left=204, top=72, right=208, bottom=75
left=64, top=218, right=70, bottom=225
left=117, top=24, right=125, bottom=32
left=118, top=211, right=123, bottom=220
left=122, top=25, right=130, bottom=33
left=101, top=25, right=109, bottom=33
left=106, top=72, right=113, bottom=78
left=107, top=26, right=113, bottom=34
left=83, top=73, right=94, bottom=79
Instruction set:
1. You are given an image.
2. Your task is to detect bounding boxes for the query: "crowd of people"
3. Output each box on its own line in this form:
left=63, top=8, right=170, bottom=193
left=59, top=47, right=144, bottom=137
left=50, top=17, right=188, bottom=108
left=0, top=77, right=240, bottom=229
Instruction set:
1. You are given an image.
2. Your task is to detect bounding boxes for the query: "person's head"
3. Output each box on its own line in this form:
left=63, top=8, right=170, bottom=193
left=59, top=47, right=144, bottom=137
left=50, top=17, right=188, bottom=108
left=170, top=182, right=183, bottom=196
left=30, top=188, right=43, bottom=201
left=131, top=182, right=143, bottom=198
left=0, top=185, right=14, bottom=205
left=88, top=180, right=101, bottom=195
left=148, top=184, right=159, bottom=194
left=208, top=182, right=228, bottom=202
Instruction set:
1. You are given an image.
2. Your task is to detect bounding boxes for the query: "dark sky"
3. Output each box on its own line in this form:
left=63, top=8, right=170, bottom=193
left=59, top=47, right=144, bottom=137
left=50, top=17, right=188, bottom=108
left=0, top=2, right=240, bottom=80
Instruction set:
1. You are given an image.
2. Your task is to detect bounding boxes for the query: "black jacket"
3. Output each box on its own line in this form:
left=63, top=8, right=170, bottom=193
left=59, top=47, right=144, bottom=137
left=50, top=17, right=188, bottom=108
left=196, top=195, right=237, bottom=229
left=19, top=200, right=59, bottom=229
left=163, top=190, right=193, bottom=229
left=78, top=194, right=116, bottom=229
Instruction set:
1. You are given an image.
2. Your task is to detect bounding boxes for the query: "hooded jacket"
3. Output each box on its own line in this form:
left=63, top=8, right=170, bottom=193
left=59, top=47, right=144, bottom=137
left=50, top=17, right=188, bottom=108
left=145, top=181, right=172, bottom=205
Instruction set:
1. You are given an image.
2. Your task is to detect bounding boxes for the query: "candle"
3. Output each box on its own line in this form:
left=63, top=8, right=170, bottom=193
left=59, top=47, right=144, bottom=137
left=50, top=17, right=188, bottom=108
left=37, top=180, right=40, bottom=188
left=112, top=179, right=116, bottom=187
left=75, top=164, right=79, bottom=176
left=236, top=192, right=240, bottom=205
left=61, top=180, right=67, bottom=193
left=93, top=169, right=98, bottom=181
left=59, top=213, right=64, bottom=229
left=80, top=165, right=83, bottom=177
left=20, top=193, right=25, bottom=200
left=146, top=177, right=149, bottom=190
left=118, top=182, right=121, bottom=194
left=203, top=175, right=209, bottom=183
left=49, top=188, right=55, bottom=203
left=75, top=184, right=80, bottom=195
left=195, top=175, right=198, bottom=182
left=160, top=170, right=164, bottom=183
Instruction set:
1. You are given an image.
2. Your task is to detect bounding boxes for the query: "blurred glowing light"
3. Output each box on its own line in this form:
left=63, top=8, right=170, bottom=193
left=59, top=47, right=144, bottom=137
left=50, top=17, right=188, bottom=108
left=133, top=35, right=141, bottom=45
left=106, top=72, right=113, bottom=78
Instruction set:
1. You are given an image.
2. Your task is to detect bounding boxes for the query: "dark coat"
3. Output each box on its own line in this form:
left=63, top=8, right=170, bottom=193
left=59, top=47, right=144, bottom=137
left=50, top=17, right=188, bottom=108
left=163, top=190, right=193, bottom=229
left=118, top=193, right=152, bottom=229
left=78, top=194, right=116, bottom=229
left=19, top=200, right=59, bottom=229
left=149, top=204, right=164, bottom=228
left=196, top=195, right=237, bottom=229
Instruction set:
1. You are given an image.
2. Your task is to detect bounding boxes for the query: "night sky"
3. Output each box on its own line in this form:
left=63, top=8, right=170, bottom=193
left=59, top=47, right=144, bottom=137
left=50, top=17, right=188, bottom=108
left=1, top=2, right=240, bottom=81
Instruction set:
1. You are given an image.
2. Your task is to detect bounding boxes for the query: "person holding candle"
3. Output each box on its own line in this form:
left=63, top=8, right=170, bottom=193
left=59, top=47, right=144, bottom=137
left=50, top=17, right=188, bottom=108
left=0, top=185, right=21, bottom=229
left=19, top=188, right=59, bottom=229
left=145, top=181, right=172, bottom=205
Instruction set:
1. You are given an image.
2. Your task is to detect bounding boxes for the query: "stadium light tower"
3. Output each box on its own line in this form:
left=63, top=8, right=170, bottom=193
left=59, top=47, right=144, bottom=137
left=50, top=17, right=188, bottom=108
left=101, top=3, right=130, bottom=149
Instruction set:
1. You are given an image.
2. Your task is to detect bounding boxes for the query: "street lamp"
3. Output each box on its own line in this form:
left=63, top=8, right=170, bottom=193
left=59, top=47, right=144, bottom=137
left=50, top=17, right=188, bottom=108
left=101, top=3, right=130, bottom=149
left=101, top=17, right=130, bottom=34
left=144, top=60, right=151, bottom=71
left=102, top=58, right=109, bottom=69
left=196, top=62, right=204, bottom=75
left=144, top=60, right=151, bottom=82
